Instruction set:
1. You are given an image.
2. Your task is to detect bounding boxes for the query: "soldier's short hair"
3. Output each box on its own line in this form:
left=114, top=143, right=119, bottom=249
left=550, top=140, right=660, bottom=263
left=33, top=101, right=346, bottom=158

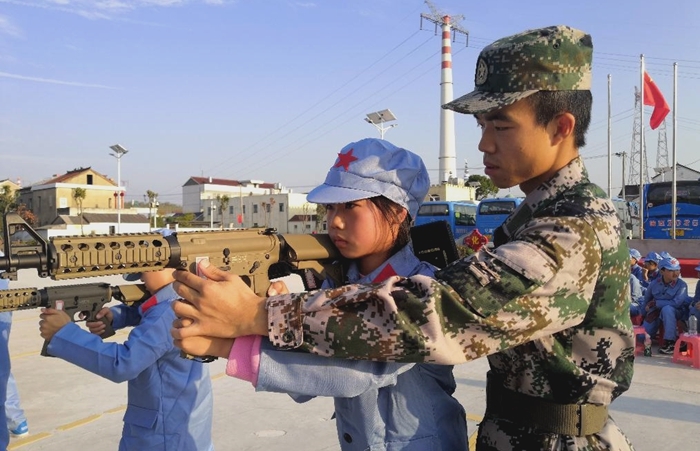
left=523, top=90, right=592, bottom=148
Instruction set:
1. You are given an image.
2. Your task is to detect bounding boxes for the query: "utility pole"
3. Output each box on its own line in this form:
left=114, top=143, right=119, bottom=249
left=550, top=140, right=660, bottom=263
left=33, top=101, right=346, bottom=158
left=615, top=152, right=627, bottom=201
left=420, top=0, right=468, bottom=185
left=628, top=87, right=649, bottom=189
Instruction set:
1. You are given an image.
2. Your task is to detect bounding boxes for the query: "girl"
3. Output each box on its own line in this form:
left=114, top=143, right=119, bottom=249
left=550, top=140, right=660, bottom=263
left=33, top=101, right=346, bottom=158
left=182, top=138, right=468, bottom=450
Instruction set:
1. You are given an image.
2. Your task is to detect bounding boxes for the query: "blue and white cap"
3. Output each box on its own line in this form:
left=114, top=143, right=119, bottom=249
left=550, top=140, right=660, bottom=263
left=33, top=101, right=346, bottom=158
left=307, top=138, right=430, bottom=219
left=659, top=257, right=681, bottom=271
left=644, top=251, right=661, bottom=264
left=629, top=249, right=641, bottom=260
left=123, top=228, right=174, bottom=281
left=659, top=251, right=673, bottom=260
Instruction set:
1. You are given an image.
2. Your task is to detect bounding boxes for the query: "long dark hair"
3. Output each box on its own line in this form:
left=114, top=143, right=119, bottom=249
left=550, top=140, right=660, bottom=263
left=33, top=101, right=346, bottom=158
left=368, top=196, right=412, bottom=256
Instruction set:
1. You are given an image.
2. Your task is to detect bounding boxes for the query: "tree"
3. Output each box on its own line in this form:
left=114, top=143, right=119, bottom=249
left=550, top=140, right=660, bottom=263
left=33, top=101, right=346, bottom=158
left=72, top=187, right=87, bottom=235
left=315, top=203, right=327, bottom=232
left=216, top=194, right=230, bottom=229
left=467, top=174, right=499, bottom=200
left=0, top=185, right=16, bottom=214
left=146, top=190, right=159, bottom=229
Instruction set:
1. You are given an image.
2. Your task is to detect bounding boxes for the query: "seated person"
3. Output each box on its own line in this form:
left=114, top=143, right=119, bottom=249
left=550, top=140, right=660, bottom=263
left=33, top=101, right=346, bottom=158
left=640, top=251, right=661, bottom=288
left=629, top=274, right=645, bottom=319
left=629, top=249, right=645, bottom=290
left=642, top=257, right=689, bottom=354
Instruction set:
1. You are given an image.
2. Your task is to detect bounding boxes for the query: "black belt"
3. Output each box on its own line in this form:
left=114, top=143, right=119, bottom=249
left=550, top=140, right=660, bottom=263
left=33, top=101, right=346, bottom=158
left=485, top=373, right=609, bottom=437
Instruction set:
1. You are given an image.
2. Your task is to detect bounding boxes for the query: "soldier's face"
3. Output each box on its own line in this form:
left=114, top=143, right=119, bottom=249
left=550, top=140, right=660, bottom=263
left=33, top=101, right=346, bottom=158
left=475, top=99, right=569, bottom=194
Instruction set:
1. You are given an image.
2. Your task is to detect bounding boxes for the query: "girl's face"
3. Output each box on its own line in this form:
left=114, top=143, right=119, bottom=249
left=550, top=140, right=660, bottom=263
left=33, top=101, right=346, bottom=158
left=644, top=260, right=658, bottom=272
left=326, top=199, right=406, bottom=275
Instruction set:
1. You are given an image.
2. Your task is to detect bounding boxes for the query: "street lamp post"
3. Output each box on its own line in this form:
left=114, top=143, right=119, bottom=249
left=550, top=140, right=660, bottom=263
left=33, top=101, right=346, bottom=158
left=109, top=144, right=129, bottom=234
left=364, top=109, right=397, bottom=139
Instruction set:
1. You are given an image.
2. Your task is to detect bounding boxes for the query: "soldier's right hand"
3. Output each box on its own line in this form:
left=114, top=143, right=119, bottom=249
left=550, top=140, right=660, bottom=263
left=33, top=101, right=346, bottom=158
left=86, top=307, right=113, bottom=335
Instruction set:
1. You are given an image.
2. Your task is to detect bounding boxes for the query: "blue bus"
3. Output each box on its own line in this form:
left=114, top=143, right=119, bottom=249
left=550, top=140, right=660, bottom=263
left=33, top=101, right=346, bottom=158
left=643, top=180, right=700, bottom=239
left=415, top=201, right=478, bottom=238
left=476, top=197, right=523, bottom=241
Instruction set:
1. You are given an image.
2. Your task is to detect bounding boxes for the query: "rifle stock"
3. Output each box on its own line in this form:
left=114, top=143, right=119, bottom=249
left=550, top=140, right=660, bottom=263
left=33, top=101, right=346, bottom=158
left=1, top=212, right=342, bottom=295
left=0, top=282, right=150, bottom=356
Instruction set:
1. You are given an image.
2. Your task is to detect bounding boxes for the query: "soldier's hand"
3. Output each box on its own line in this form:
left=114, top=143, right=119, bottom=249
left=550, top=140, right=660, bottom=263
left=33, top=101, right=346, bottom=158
left=86, top=307, right=113, bottom=336
left=172, top=259, right=267, bottom=339
left=39, top=308, right=71, bottom=341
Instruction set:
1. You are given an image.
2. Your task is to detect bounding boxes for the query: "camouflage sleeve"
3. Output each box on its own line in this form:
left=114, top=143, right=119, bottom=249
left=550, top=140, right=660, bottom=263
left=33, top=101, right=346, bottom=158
left=267, top=216, right=602, bottom=363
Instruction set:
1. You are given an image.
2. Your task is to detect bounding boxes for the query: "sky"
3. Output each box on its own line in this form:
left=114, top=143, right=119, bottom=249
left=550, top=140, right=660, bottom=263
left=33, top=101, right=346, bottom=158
left=1, top=0, right=700, bottom=206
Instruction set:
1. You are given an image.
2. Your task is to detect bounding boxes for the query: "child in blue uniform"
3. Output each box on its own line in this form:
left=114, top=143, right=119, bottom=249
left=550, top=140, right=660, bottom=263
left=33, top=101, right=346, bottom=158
left=0, top=251, right=11, bottom=450
left=643, top=257, right=689, bottom=354
left=641, top=251, right=661, bottom=288
left=39, top=259, right=214, bottom=451
left=175, top=138, right=468, bottom=450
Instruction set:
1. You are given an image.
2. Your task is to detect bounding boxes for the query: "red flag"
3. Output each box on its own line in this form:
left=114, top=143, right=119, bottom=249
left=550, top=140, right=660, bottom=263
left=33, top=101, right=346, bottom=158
left=643, top=71, right=670, bottom=130
left=237, top=213, right=243, bottom=224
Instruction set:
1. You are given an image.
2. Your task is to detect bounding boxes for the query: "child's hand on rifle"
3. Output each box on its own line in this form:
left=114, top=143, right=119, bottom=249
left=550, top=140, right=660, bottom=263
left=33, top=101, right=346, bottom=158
left=86, top=307, right=114, bottom=336
left=39, top=308, right=71, bottom=341
left=171, top=317, right=234, bottom=358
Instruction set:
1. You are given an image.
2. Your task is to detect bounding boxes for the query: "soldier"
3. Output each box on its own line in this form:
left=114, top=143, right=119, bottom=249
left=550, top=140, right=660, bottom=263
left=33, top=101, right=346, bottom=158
left=172, top=25, right=635, bottom=450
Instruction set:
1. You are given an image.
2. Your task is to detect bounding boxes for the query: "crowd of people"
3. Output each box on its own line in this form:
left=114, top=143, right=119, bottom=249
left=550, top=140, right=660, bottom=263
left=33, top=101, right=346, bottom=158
left=629, top=248, right=700, bottom=354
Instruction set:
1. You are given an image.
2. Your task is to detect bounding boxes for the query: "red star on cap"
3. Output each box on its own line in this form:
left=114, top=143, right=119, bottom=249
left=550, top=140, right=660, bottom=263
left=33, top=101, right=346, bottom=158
left=333, top=148, right=359, bottom=171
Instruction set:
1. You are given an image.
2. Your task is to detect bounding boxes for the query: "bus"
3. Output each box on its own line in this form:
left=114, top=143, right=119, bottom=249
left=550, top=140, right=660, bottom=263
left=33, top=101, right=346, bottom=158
left=415, top=201, right=478, bottom=238
left=643, top=180, right=700, bottom=239
left=475, top=197, right=523, bottom=241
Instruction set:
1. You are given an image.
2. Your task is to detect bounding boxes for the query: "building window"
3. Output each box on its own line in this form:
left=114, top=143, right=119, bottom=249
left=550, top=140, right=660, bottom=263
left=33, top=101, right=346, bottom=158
left=305, top=224, right=311, bottom=230
left=253, top=222, right=258, bottom=227
left=243, top=205, right=246, bottom=214
left=279, top=203, right=285, bottom=212
left=59, top=197, right=67, bottom=208
left=229, top=206, right=234, bottom=214
left=253, top=204, right=258, bottom=214
left=294, top=224, right=298, bottom=230
left=87, top=174, right=93, bottom=185
left=266, top=204, right=271, bottom=213
left=208, top=207, right=212, bottom=215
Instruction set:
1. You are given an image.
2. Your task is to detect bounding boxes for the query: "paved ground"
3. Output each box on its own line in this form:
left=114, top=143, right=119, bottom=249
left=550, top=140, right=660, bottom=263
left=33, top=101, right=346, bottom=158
left=4, top=271, right=700, bottom=450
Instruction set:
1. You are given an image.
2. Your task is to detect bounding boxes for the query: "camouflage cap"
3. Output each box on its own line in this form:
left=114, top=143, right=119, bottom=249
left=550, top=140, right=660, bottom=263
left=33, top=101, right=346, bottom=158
left=443, top=25, right=593, bottom=115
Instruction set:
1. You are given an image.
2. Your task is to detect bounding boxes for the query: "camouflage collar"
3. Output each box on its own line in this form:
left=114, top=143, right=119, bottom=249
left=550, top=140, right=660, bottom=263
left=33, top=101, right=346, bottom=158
left=523, top=157, right=589, bottom=211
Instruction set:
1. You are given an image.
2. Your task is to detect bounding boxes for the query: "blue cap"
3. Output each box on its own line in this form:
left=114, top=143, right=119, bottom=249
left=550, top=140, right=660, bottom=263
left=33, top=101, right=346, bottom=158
left=694, top=264, right=700, bottom=272
left=123, top=229, right=174, bottom=281
left=659, top=257, right=681, bottom=271
left=306, top=138, right=430, bottom=219
left=659, top=251, right=673, bottom=260
left=629, top=249, right=641, bottom=260
left=644, top=252, right=661, bottom=264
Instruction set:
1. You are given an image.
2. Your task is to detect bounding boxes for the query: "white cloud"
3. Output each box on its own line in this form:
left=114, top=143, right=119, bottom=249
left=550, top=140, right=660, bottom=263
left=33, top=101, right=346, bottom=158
left=0, top=14, right=24, bottom=38
left=0, top=71, right=118, bottom=89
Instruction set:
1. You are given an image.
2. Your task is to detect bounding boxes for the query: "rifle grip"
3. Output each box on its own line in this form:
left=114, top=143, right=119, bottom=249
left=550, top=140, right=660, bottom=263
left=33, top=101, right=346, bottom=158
left=99, top=317, right=115, bottom=339
left=40, top=340, right=52, bottom=357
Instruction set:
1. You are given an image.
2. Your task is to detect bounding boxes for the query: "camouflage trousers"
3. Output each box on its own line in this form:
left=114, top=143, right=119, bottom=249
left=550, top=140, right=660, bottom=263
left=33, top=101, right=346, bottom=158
left=476, top=415, right=635, bottom=451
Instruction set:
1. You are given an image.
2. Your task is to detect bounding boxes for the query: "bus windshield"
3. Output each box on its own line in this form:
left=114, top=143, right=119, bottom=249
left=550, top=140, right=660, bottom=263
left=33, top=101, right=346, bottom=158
left=415, top=201, right=477, bottom=238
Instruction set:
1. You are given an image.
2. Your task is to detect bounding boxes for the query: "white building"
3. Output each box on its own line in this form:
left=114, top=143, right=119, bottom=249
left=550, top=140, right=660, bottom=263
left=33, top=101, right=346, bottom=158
left=181, top=176, right=317, bottom=233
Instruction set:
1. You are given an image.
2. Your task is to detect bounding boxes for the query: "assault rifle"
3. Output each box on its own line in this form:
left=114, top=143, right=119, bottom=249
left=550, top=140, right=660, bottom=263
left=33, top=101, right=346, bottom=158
left=0, top=212, right=342, bottom=294
left=0, top=282, right=150, bottom=355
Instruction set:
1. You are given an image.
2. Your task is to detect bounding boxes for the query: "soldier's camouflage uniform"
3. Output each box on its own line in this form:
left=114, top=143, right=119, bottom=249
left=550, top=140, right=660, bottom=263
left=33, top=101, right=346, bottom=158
left=267, top=157, right=634, bottom=450
left=265, top=25, right=636, bottom=451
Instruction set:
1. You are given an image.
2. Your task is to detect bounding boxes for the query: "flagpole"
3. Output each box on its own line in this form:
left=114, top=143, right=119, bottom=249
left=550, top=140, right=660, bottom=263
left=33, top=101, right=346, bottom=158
left=607, top=74, right=612, bottom=198
left=639, top=54, right=645, bottom=239
left=671, top=62, right=678, bottom=239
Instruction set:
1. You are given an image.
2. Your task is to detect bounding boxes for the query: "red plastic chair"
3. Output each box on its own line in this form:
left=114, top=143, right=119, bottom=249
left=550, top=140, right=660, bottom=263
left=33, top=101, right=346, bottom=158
left=672, top=334, right=700, bottom=369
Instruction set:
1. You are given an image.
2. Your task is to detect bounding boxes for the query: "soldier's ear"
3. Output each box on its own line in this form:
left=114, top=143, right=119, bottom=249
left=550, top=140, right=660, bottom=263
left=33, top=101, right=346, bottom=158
left=548, top=112, right=575, bottom=146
